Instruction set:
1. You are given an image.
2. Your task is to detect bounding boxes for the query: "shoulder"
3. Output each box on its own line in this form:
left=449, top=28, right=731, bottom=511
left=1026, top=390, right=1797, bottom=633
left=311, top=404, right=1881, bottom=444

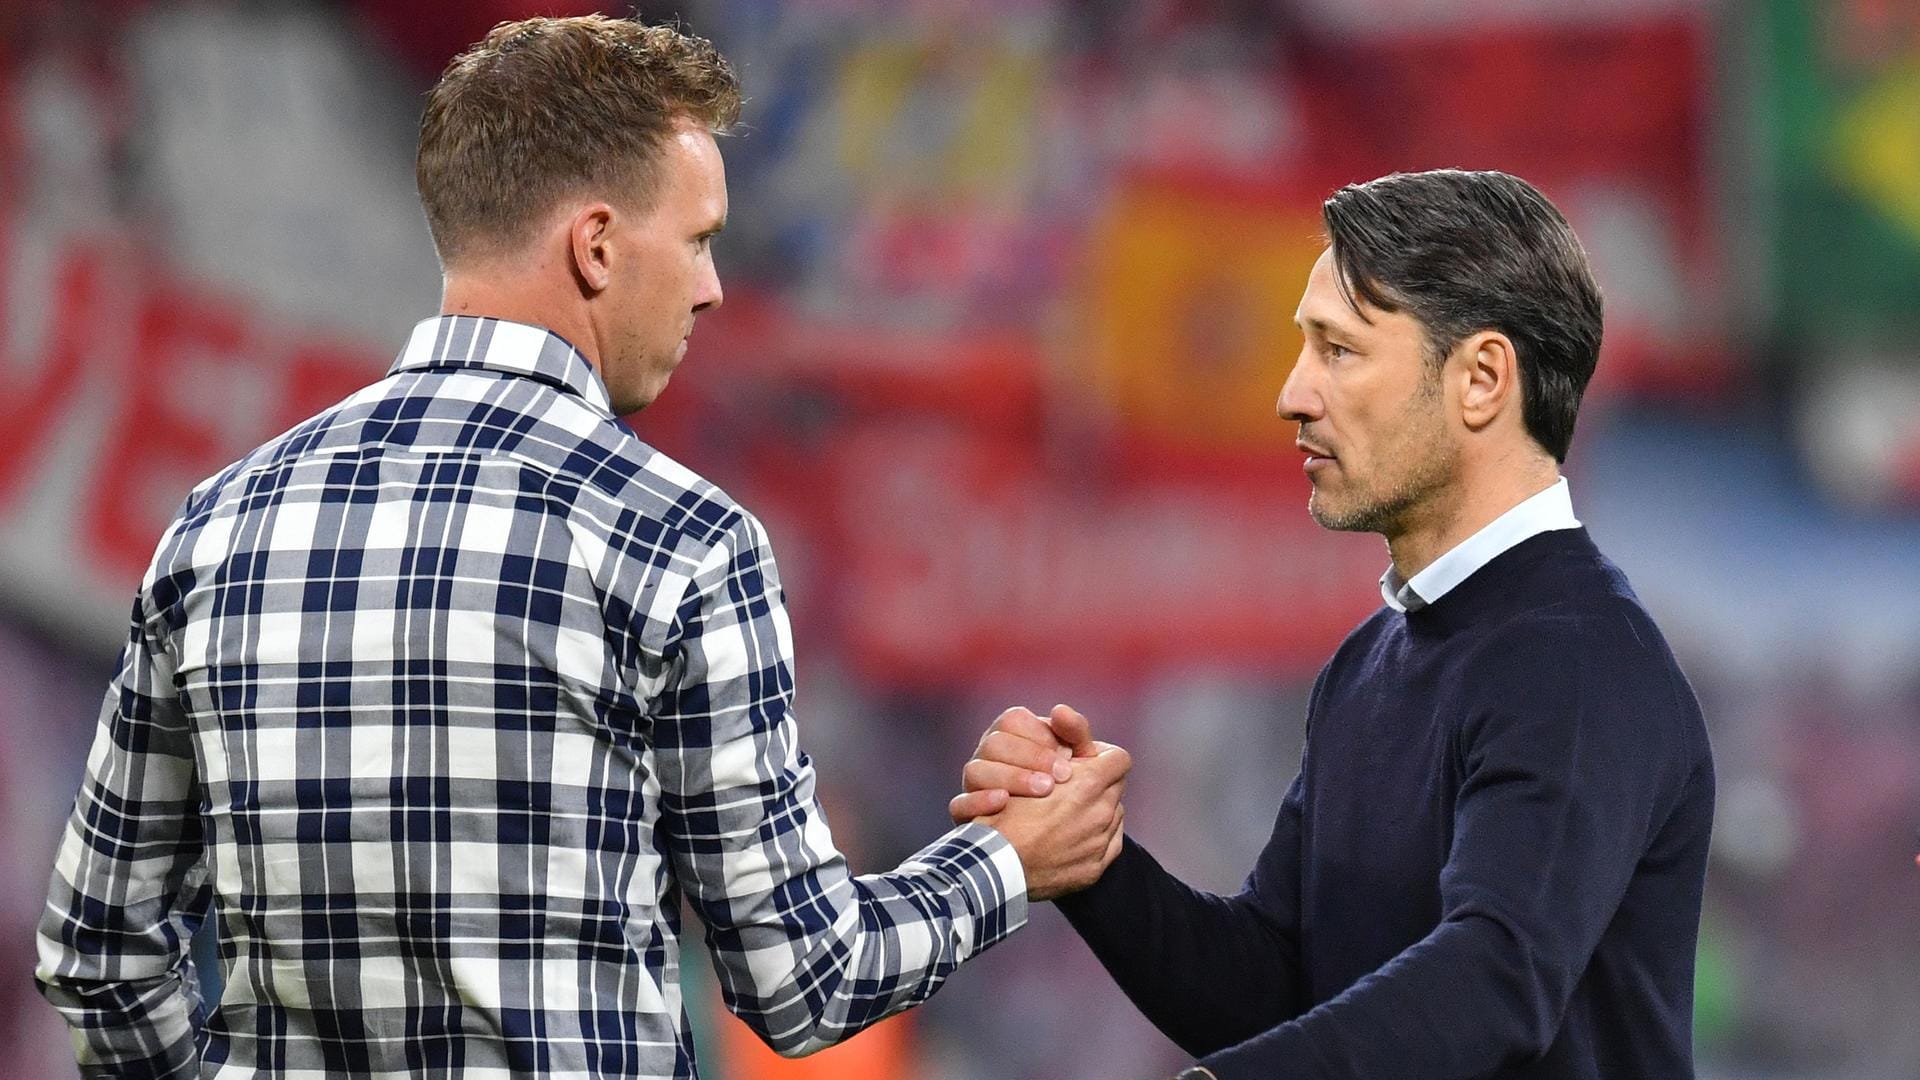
left=1473, top=586, right=1675, bottom=681
left=156, top=376, right=769, bottom=591
left=606, top=441, right=766, bottom=559
left=1464, top=592, right=1706, bottom=755
left=144, top=398, right=361, bottom=595
left=163, top=373, right=413, bottom=527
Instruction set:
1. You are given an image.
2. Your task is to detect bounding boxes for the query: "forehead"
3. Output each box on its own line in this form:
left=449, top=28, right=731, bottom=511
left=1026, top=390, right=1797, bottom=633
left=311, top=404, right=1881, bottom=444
left=1293, top=247, right=1417, bottom=340
left=654, top=122, right=727, bottom=211
left=1294, top=250, right=1365, bottom=332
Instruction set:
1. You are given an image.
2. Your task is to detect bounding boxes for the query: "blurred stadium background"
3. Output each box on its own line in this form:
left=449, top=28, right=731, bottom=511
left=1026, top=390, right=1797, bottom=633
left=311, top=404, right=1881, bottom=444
left=3, top=0, right=1918, bottom=1077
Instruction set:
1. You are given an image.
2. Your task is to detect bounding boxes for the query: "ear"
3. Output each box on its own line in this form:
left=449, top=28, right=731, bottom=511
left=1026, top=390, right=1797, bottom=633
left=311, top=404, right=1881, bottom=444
left=1457, top=330, right=1519, bottom=435
left=567, top=202, right=617, bottom=295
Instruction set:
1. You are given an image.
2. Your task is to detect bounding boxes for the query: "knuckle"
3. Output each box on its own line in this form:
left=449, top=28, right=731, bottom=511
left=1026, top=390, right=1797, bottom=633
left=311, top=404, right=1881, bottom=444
left=989, top=730, right=1048, bottom=769
left=962, top=759, right=991, bottom=789
left=980, top=729, right=1016, bottom=756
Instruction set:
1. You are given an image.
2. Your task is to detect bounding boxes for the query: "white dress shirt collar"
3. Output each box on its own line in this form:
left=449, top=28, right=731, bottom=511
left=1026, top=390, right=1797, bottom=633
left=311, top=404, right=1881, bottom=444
left=1380, top=477, right=1581, bottom=613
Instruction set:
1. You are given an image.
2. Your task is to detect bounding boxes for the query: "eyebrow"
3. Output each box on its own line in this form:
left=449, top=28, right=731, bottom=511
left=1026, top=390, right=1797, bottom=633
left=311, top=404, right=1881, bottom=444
left=1294, top=315, right=1357, bottom=337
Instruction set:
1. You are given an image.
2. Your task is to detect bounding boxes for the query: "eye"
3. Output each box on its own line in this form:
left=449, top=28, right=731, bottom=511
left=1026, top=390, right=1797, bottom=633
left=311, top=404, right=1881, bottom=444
left=1325, top=341, right=1352, bottom=360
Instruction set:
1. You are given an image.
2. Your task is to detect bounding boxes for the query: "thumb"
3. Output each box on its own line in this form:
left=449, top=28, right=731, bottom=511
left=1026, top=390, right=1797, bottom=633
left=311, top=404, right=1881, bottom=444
left=1048, top=704, right=1097, bottom=758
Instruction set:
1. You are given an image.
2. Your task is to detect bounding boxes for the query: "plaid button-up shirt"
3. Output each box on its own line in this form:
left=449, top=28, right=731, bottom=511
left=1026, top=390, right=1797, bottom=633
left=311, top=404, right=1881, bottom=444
left=35, top=316, right=1027, bottom=1079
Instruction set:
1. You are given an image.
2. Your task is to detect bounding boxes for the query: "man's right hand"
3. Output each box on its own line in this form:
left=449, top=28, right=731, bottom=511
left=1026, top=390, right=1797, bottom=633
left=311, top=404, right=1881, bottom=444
left=950, top=705, right=1129, bottom=901
left=948, top=704, right=1099, bottom=823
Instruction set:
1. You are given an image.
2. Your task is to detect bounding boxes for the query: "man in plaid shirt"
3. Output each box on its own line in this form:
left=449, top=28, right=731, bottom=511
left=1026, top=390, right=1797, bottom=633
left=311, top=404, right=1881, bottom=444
left=34, top=16, right=1130, bottom=1079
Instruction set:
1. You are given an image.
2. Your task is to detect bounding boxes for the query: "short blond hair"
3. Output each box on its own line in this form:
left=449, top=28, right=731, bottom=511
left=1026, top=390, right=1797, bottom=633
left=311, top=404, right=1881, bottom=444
left=416, top=15, right=741, bottom=265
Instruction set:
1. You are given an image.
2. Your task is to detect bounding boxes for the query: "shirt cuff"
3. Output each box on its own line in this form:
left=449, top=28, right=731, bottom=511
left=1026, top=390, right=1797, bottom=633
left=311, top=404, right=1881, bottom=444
left=907, top=822, right=1029, bottom=959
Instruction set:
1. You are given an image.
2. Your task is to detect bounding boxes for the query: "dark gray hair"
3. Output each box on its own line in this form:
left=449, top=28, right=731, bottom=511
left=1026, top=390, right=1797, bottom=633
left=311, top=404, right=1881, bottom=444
left=1322, top=169, right=1603, bottom=463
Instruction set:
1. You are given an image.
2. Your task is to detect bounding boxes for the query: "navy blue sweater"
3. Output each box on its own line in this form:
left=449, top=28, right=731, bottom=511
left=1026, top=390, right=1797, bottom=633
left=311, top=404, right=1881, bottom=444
left=1058, top=528, right=1714, bottom=1078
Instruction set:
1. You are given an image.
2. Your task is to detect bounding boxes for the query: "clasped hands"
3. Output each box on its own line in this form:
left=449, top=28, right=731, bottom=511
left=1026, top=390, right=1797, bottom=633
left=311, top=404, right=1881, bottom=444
left=947, top=704, right=1131, bottom=902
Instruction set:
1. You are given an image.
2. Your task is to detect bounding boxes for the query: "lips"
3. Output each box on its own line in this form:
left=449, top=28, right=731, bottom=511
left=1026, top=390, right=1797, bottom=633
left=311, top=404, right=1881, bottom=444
left=1295, top=439, right=1335, bottom=461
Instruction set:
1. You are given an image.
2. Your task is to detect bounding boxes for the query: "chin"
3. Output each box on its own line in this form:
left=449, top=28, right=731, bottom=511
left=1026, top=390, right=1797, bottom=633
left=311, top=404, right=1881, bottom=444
left=1307, top=491, right=1376, bottom=534
left=619, top=378, right=670, bottom=415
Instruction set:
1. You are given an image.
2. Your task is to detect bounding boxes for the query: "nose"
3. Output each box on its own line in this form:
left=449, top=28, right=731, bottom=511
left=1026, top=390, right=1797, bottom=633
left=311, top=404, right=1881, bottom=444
left=693, top=259, right=723, bottom=314
left=1277, top=349, right=1322, bottom=424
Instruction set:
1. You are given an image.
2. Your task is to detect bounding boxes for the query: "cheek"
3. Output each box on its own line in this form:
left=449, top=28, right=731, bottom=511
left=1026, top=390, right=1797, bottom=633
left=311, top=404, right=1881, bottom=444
left=1375, top=394, right=1447, bottom=471
left=1343, top=380, right=1427, bottom=469
left=621, top=252, right=671, bottom=309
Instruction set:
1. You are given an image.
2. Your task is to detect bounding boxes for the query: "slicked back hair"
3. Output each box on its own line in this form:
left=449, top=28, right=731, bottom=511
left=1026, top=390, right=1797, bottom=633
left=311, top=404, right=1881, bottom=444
left=417, top=15, right=741, bottom=266
left=1321, top=170, right=1603, bottom=463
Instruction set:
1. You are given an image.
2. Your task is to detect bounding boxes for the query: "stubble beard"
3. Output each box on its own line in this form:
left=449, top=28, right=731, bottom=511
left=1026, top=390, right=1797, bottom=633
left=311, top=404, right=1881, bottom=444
left=1309, top=475, right=1430, bottom=535
left=1306, top=385, right=1456, bottom=538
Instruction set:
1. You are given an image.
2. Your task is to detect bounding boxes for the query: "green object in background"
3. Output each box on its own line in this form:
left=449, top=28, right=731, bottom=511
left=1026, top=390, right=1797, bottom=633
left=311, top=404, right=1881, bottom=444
left=683, top=941, right=727, bottom=1079
left=1692, top=913, right=1738, bottom=1052
left=1758, top=0, right=1920, bottom=344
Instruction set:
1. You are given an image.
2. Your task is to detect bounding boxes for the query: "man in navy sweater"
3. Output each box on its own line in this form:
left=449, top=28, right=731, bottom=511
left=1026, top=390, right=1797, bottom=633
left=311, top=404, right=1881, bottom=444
left=950, top=170, right=1715, bottom=1079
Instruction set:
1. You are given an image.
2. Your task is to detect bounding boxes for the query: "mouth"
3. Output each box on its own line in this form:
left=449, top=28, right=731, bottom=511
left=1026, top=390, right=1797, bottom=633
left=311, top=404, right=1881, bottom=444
left=1296, top=438, right=1336, bottom=477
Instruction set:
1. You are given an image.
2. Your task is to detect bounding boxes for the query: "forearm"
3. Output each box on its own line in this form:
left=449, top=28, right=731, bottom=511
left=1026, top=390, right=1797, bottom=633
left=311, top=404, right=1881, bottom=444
left=37, top=617, right=208, bottom=1078
left=35, top=966, right=206, bottom=1080
left=36, top=858, right=209, bottom=1079
left=661, top=516, right=1029, bottom=1052
left=1057, top=837, right=1300, bottom=1056
left=1196, top=911, right=1566, bottom=1079
left=707, top=823, right=1027, bottom=1055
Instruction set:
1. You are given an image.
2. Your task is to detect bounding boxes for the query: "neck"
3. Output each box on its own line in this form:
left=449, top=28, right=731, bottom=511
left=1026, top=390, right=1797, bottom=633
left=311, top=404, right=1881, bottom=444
left=1385, top=452, right=1560, bottom=583
left=439, top=267, right=602, bottom=370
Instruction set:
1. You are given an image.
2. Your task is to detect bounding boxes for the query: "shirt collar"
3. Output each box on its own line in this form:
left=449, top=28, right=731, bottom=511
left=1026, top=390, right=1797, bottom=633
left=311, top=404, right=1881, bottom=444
left=388, top=315, right=615, bottom=416
left=1381, top=477, right=1581, bottom=613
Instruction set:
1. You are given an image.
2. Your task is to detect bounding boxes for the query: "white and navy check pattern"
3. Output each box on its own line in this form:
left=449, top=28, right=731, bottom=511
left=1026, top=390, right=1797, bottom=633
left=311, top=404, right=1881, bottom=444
left=35, top=316, right=1027, bottom=1079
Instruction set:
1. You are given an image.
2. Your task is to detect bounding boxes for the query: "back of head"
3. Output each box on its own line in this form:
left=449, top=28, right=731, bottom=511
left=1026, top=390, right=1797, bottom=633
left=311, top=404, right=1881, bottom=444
left=1320, top=170, right=1603, bottom=463
left=416, top=15, right=741, bottom=268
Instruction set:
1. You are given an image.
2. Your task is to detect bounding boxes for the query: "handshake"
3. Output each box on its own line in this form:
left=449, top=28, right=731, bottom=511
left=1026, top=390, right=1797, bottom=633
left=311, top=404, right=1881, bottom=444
left=946, top=704, right=1132, bottom=902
